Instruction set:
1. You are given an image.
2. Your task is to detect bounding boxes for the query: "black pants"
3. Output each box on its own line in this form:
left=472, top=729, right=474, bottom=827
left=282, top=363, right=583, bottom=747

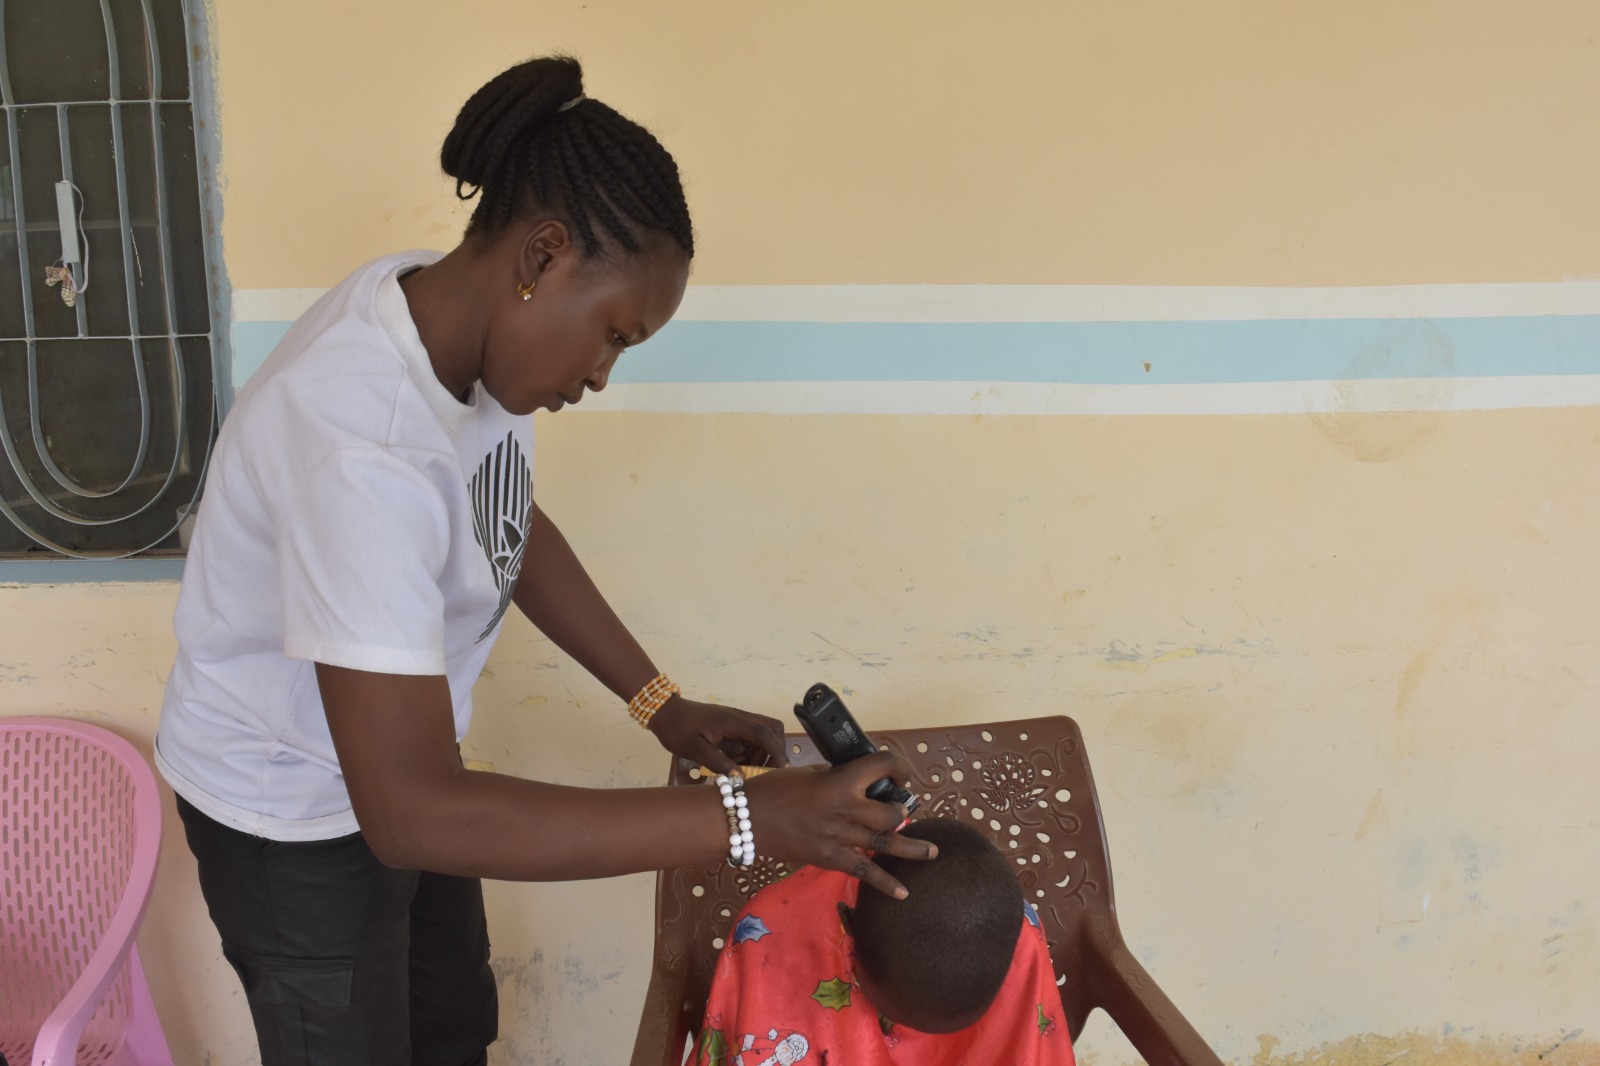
left=177, top=797, right=498, bottom=1066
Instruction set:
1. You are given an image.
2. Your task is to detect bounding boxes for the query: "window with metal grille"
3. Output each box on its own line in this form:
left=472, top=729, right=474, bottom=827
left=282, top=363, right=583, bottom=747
left=0, top=0, right=222, bottom=560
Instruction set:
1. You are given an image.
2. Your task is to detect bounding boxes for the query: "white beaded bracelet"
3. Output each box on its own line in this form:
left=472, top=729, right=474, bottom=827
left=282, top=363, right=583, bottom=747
left=716, top=772, right=755, bottom=867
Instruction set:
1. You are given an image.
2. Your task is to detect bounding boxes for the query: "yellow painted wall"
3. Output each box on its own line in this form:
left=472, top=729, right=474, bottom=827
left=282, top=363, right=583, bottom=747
left=7, top=410, right=1600, bottom=1063
left=4, top=2, right=1600, bottom=1064
left=217, top=1, right=1600, bottom=288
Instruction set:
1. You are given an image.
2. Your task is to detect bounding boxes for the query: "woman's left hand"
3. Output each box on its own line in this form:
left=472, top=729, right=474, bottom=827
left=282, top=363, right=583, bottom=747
left=648, top=695, right=789, bottom=774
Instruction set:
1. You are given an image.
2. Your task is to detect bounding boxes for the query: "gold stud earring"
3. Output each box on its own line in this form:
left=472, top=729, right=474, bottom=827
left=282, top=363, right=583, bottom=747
left=517, top=280, right=537, bottom=301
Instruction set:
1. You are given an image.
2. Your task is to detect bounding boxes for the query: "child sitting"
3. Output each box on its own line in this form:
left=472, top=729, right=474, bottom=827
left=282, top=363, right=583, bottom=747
left=694, top=818, right=1074, bottom=1065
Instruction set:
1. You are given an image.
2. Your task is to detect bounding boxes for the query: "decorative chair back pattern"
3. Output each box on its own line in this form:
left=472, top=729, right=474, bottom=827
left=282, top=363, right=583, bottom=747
left=632, top=716, right=1171, bottom=1066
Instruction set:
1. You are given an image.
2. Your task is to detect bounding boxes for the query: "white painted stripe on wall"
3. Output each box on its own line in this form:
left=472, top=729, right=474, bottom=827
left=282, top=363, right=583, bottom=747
left=571, top=376, right=1600, bottom=417
left=233, top=281, right=1600, bottom=325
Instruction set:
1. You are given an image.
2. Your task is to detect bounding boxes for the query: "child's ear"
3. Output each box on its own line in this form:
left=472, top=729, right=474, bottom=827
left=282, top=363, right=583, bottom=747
left=836, top=901, right=855, bottom=936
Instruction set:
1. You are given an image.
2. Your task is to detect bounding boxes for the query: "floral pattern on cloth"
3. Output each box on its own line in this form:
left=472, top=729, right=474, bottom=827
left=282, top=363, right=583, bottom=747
left=694, top=864, right=1074, bottom=1066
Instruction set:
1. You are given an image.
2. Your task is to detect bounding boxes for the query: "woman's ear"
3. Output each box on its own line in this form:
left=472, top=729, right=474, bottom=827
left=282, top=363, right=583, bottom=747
left=518, top=218, right=573, bottom=279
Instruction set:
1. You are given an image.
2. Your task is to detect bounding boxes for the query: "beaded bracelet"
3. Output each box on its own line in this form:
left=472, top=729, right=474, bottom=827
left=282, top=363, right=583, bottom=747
left=628, top=672, right=680, bottom=728
left=716, top=772, right=754, bottom=867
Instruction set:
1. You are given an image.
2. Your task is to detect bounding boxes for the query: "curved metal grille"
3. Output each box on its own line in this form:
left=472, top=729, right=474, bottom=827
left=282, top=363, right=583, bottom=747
left=0, top=0, right=221, bottom=558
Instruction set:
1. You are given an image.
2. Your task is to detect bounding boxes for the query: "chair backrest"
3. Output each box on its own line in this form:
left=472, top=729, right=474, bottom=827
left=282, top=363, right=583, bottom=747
left=631, top=715, right=1122, bottom=1066
left=0, top=717, right=164, bottom=1060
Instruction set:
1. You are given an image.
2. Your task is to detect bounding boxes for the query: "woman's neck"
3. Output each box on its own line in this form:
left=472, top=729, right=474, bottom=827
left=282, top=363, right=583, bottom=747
left=398, top=243, right=494, bottom=403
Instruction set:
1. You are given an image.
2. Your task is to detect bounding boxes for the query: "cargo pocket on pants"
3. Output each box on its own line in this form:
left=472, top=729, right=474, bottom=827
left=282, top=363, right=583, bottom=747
left=222, top=945, right=356, bottom=1065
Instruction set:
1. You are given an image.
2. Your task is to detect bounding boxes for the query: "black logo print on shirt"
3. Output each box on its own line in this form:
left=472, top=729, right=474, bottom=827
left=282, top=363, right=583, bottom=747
left=469, top=431, right=532, bottom=642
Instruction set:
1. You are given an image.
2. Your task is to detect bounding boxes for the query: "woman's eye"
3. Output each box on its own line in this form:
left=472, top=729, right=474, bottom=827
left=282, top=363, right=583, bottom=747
left=611, top=332, right=628, bottom=348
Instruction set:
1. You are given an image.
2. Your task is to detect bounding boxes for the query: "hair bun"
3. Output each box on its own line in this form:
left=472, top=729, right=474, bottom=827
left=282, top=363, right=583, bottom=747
left=441, top=55, right=585, bottom=194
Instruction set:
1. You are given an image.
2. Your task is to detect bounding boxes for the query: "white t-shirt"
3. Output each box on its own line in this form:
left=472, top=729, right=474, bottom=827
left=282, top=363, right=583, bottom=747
left=156, top=251, right=534, bottom=840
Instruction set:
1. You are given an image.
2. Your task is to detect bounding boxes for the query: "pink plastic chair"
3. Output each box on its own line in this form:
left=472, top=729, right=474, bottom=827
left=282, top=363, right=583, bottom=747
left=0, top=717, right=173, bottom=1066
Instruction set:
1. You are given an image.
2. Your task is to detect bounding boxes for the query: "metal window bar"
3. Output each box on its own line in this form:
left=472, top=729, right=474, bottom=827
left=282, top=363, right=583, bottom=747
left=54, top=105, right=88, bottom=339
left=0, top=0, right=219, bottom=559
left=42, top=96, right=155, bottom=498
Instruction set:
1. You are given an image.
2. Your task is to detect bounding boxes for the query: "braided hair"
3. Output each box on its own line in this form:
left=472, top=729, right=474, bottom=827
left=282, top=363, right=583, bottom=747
left=441, top=55, right=694, bottom=259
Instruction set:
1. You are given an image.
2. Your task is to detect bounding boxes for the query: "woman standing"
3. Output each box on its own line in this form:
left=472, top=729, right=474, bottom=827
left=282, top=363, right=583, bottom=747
left=156, top=55, right=930, bottom=1066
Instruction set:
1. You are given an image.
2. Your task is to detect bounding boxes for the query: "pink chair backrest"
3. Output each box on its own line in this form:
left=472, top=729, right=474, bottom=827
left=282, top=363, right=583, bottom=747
left=0, top=717, right=163, bottom=1059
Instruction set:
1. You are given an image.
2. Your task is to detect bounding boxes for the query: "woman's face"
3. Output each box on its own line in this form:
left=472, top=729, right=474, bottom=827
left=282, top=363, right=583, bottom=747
left=481, top=227, right=689, bottom=416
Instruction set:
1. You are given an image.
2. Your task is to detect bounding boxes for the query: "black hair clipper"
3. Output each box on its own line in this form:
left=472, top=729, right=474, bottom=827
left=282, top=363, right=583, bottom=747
left=794, top=683, right=919, bottom=814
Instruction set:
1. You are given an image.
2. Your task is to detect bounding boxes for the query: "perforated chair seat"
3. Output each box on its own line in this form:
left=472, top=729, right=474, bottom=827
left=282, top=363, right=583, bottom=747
left=630, top=716, right=1223, bottom=1066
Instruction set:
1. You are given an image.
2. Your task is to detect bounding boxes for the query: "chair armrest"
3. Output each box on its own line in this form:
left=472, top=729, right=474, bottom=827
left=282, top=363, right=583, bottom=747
left=30, top=909, right=145, bottom=1066
left=1092, top=940, right=1225, bottom=1066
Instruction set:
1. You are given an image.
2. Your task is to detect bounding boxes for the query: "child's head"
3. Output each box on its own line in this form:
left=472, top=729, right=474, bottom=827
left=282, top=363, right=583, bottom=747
left=844, top=818, right=1025, bottom=1034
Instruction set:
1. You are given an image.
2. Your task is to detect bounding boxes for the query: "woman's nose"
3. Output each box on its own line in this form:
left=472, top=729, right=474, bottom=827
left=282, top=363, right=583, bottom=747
left=588, top=355, right=617, bottom=393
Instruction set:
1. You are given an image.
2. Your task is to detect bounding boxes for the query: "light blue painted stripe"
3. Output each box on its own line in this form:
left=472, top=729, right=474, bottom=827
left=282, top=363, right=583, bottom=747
left=619, top=317, right=1600, bottom=384
left=231, top=315, right=1600, bottom=389
left=233, top=320, right=293, bottom=383
left=0, top=558, right=184, bottom=584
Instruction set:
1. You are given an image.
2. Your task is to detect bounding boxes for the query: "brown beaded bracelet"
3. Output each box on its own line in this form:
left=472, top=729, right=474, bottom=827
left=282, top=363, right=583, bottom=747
left=628, top=672, right=680, bottom=728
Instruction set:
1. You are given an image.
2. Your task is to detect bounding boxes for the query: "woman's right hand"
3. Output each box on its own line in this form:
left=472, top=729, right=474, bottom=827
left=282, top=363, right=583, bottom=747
left=744, top=751, right=937, bottom=899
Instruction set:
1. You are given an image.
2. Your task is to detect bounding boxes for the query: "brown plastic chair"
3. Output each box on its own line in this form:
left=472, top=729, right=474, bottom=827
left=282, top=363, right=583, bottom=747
left=630, top=715, right=1224, bottom=1066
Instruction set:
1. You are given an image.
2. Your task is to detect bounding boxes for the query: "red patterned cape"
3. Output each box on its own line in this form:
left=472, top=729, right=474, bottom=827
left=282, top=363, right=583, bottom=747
left=694, top=865, right=1074, bottom=1066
